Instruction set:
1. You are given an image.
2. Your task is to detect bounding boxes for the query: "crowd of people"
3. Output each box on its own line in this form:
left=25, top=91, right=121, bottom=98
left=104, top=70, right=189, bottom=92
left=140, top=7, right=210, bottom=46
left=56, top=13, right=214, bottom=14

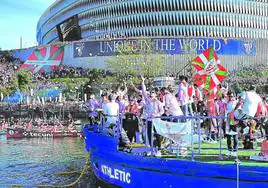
left=0, top=116, right=79, bottom=132
left=33, top=66, right=105, bottom=81
left=0, top=53, right=19, bottom=89
left=227, top=64, right=268, bottom=88
left=86, top=75, right=268, bottom=157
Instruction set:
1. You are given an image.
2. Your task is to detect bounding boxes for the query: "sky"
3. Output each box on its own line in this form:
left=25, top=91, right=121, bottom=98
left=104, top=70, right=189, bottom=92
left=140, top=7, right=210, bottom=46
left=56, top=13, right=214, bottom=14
left=0, top=0, right=56, bottom=50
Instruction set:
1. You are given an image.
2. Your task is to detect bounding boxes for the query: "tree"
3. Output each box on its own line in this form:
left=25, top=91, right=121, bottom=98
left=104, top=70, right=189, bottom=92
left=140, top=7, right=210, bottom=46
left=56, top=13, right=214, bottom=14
left=16, top=70, right=33, bottom=92
left=106, top=38, right=165, bottom=81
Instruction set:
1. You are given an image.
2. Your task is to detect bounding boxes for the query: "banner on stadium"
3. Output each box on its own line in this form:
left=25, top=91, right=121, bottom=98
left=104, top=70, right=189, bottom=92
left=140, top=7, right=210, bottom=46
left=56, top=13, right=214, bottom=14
left=73, top=38, right=256, bottom=58
left=20, top=45, right=65, bottom=74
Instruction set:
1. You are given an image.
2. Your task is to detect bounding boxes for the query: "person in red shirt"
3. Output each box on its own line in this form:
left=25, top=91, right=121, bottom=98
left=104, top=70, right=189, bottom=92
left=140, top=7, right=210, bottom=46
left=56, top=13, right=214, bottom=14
left=257, top=97, right=268, bottom=138
left=206, top=92, right=218, bottom=142
left=125, top=98, right=140, bottom=116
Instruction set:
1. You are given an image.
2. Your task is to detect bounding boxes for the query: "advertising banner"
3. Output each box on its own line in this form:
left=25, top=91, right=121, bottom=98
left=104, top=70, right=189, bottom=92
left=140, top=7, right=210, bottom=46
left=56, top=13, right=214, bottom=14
left=73, top=38, right=256, bottom=58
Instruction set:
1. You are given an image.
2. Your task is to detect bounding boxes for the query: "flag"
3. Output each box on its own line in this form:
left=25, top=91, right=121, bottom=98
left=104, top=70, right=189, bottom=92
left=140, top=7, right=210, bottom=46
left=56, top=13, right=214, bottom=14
left=152, top=119, right=192, bottom=145
left=192, top=48, right=228, bottom=92
left=20, top=45, right=64, bottom=74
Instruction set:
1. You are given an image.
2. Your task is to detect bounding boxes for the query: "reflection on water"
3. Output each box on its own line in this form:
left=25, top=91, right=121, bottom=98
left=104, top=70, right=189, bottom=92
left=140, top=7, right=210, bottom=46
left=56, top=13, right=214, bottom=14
left=0, top=135, right=101, bottom=187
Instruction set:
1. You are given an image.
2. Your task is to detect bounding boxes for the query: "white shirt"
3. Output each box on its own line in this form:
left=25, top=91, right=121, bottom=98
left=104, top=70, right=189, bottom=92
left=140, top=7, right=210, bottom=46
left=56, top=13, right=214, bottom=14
left=164, top=93, right=183, bottom=116
left=103, top=101, right=119, bottom=124
left=238, top=91, right=262, bottom=117
left=177, top=83, right=188, bottom=106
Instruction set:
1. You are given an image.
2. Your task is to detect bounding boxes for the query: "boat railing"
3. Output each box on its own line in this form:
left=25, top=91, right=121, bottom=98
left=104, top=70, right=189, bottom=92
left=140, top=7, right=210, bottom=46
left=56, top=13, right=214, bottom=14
left=147, top=115, right=226, bottom=160
left=88, top=113, right=268, bottom=162
left=148, top=115, right=268, bottom=161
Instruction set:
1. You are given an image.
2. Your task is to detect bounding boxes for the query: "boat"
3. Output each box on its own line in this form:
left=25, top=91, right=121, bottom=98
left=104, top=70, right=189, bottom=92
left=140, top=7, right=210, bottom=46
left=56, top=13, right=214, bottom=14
left=83, top=117, right=268, bottom=188
left=6, top=128, right=82, bottom=139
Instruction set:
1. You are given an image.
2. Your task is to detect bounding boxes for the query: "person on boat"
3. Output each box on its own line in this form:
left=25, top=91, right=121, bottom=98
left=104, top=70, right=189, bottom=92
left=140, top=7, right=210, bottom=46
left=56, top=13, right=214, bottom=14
left=68, top=122, right=76, bottom=132
left=40, top=123, right=47, bottom=132
left=260, top=138, right=268, bottom=157
left=234, top=85, right=262, bottom=149
left=116, top=94, right=128, bottom=115
left=141, top=76, right=164, bottom=156
left=24, top=121, right=33, bottom=131
left=125, top=96, right=140, bottom=116
left=193, top=84, right=204, bottom=114
left=13, top=119, right=19, bottom=129
left=88, top=94, right=99, bottom=126
left=206, top=92, right=218, bottom=143
left=177, top=76, right=189, bottom=123
left=116, top=81, right=128, bottom=99
left=216, top=96, right=227, bottom=136
left=187, top=79, right=195, bottom=116
left=100, top=93, right=109, bottom=109
left=3, top=121, right=8, bottom=130
left=103, top=94, right=130, bottom=146
left=256, top=96, right=268, bottom=138
left=234, top=85, right=262, bottom=121
left=225, top=91, right=238, bottom=157
left=53, top=123, right=60, bottom=132
left=162, top=87, right=183, bottom=121
left=47, top=123, right=55, bottom=131
left=124, top=96, right=140, bottom=143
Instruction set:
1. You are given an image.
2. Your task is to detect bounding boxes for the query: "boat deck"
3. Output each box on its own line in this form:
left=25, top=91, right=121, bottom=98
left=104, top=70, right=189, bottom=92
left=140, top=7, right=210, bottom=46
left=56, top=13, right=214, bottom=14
left=120, top=139, right=268, bottom=167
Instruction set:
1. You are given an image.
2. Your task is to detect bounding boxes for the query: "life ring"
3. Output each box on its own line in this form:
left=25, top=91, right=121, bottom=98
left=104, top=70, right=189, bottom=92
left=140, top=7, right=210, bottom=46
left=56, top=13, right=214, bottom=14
left=8, top=130, right=14, bottom=135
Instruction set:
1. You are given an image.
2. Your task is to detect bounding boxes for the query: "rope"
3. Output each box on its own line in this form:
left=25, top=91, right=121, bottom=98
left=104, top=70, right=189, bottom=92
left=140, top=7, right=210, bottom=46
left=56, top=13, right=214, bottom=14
left=0, top=169, right=83, bottom=178
left=0, top=153, right=90, bottom=187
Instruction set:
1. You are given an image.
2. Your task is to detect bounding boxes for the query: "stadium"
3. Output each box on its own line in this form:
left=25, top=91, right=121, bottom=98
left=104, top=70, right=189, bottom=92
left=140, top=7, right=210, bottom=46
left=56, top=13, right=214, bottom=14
left=15, top=0, right=268, bottom=74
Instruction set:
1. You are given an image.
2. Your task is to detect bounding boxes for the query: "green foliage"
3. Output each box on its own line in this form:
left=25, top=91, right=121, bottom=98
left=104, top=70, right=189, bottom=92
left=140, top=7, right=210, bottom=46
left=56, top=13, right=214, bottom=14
left=257, top=84, right=268, bottom=94
left=236, top=69, right=268, bottom=78
left=49, top=77, right=90, bottom=91
left=16, top=70, right=33, bottom=91
left=231, top=82, right=243, bottom=94
left=0, top=70, right=33, bottom=96
left=106, top=39, right=165, bottom=79
left=229, top=64, right=268, bottom=94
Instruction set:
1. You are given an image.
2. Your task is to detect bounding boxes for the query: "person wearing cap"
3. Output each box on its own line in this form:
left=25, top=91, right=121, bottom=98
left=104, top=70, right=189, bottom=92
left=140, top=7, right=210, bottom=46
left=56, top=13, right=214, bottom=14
left=141, top=76, right=164, bottom=156
left=88, top=94, right=99, bottom=125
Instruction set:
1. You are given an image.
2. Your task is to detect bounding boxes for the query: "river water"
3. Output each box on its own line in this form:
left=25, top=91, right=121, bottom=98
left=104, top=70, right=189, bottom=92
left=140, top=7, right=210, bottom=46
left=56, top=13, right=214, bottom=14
left=0, top=135, right=104, bottom=187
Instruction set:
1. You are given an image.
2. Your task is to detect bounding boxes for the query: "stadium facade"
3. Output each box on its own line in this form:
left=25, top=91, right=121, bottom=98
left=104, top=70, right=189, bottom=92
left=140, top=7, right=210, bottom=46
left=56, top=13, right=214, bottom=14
left=37, top=0, right=268, bottom=44
left=16, top=0, right=268, bottom=74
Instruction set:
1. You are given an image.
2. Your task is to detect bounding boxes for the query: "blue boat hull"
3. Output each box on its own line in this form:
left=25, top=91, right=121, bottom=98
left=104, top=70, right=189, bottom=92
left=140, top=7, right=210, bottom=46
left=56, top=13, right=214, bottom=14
left=83, top=128, right=268, bottom=188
